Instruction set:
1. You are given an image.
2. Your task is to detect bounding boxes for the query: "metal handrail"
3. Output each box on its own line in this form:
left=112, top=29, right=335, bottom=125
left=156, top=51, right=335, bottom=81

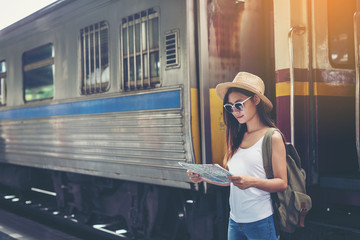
left=353, top=12, right=360, bottom=171
left=288, top=26, right=305, bottom=145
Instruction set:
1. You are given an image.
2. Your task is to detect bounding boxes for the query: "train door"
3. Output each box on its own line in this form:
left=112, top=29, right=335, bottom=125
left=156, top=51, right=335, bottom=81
left=310, top=0, right=360, bottom=210
left=273, top=0, right=312, bottom=183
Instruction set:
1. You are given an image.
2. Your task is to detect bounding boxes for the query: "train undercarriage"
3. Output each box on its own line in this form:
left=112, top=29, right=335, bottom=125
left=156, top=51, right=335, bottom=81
left=1, top=162, right=360, bottom=240
left=0, top=163, right=230, bottom=239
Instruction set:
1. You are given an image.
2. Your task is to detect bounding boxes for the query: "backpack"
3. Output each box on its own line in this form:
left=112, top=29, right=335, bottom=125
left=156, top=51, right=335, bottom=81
left=262, top=128, right=312, bottom=233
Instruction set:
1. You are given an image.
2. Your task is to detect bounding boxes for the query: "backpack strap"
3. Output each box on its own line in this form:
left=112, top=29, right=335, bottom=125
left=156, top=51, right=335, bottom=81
left=262, top=127, right=282, bottom=235
left=262, top=128, right=276, bottom=179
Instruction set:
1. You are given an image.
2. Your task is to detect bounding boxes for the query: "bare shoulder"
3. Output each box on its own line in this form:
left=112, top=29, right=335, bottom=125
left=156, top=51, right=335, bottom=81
left=271, top=130, right=285, bottom=148
left=271, top=130, right=283, bottom=140
left=271, top=130, right=286, bottom=163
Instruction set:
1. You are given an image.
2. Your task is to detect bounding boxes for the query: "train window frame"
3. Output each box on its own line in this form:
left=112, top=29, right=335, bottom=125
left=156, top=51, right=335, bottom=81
left=80, top=21, right=110, bottom=95
left=0, top=60, right=6, bottom=106
left=23, top=43, right=54, bottom=102
left=327, top=0, right=356, bottom=69
left=121, top=7, right=161, bottom=91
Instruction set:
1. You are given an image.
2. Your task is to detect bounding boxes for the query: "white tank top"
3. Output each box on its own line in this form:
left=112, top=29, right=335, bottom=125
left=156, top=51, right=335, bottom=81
left=227, top=136, right=273, bottom=223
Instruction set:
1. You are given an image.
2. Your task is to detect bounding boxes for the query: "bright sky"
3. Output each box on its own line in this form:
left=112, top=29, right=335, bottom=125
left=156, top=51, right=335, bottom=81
left=0, top=0, right=57, bottom=30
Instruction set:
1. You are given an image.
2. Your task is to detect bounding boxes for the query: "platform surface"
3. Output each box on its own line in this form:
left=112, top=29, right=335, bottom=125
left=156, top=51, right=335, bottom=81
left=0, top=208, right=81, bottom=240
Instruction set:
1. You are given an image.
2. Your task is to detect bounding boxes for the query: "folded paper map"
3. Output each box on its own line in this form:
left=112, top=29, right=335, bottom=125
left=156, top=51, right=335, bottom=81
left=179, top=162, right=232, bottom=183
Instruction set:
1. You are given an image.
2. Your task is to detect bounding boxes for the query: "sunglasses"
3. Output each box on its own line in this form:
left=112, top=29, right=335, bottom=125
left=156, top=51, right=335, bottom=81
left=223, top=96, right=252, bottom=113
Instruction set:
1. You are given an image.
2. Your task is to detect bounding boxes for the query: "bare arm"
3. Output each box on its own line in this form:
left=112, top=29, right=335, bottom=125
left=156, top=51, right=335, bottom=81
left=268, top=131, right=288, bottom=191
left=227, top=131, right=287, bottom=192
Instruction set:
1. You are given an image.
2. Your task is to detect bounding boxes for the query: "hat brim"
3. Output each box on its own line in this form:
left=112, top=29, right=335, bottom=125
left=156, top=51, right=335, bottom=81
left=215, top=82, right=273, bottom=112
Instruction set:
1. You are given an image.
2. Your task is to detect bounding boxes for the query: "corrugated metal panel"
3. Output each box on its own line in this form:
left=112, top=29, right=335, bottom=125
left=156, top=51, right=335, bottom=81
left=0, top=108, right=190, bottom=187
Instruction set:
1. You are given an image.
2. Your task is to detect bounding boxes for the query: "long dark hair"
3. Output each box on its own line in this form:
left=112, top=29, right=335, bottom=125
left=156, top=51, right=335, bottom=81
left=223, top=87, right=276, bottom=166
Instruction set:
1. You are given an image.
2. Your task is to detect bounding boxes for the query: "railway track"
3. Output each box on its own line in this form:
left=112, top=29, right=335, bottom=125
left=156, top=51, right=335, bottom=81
left=0, top=187, right=130, bottom=240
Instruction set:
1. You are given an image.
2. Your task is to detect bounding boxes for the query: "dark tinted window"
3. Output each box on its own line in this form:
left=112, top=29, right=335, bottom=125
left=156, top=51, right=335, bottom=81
left=328, top=0, right=356, bottom=68
left=23, top=44, right=54, bottom=101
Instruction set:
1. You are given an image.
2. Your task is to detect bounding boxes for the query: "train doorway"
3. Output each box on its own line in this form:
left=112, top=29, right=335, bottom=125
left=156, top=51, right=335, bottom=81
left=310, top=0, right=360, bottom=209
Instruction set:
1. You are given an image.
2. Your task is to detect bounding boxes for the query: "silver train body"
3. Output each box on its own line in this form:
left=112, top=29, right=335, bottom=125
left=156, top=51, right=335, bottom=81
left=0, top=0, right=197, bottom=189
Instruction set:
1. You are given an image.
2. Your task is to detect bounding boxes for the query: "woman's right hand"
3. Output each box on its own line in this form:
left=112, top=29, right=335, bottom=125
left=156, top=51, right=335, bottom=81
left=187, top=170, right=203, bottom=183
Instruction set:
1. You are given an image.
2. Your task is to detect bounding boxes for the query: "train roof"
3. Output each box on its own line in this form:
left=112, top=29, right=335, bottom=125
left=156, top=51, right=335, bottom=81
left=0, top=0, right=73, bottom=36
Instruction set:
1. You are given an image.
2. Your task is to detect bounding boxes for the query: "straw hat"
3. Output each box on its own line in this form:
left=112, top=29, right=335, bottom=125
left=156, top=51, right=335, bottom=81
left=215, top=72, right=273, bottom=112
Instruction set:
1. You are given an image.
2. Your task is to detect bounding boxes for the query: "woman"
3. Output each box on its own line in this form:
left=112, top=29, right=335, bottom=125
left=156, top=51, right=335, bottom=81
left=187, top=72, right=287, bottom=240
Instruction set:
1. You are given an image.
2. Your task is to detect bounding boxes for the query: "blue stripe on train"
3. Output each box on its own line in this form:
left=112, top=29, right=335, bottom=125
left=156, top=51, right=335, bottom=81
left=0, top=90, right=181, bottom=120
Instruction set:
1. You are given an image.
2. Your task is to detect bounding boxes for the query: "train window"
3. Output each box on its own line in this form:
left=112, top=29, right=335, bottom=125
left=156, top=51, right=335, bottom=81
left=121, top=8, right=160, bottom=91
left=0, top=60, right=6, bottom=105
left=80, top=21, right=110, bottom=94
left=23, top=44, right=54, bottom=102
left=328, top=0, right=356, bottom=68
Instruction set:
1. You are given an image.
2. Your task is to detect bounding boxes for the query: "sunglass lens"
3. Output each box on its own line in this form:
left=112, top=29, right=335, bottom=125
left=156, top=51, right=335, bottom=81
left=224, top=105, right=233, bottom=113
left=234, top=102, right=244, bottom=111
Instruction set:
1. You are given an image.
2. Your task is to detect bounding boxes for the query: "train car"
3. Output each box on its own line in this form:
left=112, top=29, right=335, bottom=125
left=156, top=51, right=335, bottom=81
left=0, top=1, right=202, bottom=239
left=0, top=0, right=359, bottom=239
left=274, top=0, right=360, bottom=238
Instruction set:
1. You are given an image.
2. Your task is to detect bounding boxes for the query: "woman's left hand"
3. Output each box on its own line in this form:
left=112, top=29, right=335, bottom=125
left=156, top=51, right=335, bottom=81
left=227, top=175, right=256, bottom=190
